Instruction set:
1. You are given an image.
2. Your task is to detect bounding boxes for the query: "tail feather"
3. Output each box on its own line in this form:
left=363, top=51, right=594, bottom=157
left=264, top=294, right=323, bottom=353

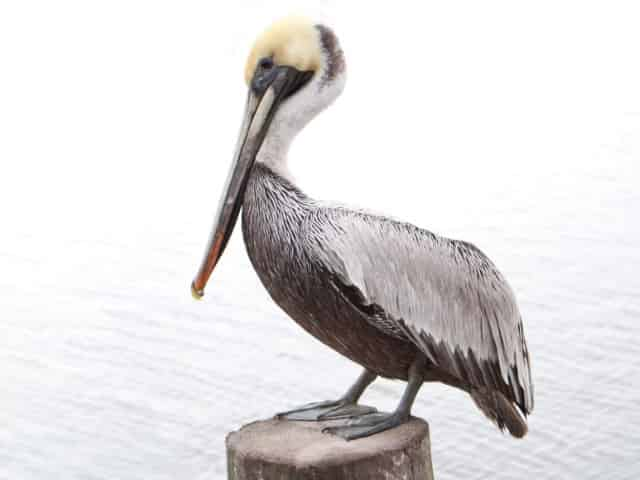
left=470, top=388, right=528, bottom=438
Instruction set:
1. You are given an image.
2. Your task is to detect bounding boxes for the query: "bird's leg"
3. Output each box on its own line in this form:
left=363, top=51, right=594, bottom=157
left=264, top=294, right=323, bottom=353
left=276, top=369, right=378, bottom=421
left=323, top=357, right=425, bottom=440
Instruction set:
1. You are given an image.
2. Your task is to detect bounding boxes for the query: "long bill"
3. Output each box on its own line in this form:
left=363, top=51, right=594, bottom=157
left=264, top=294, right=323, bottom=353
left=191, top=66, right=312, bottom=300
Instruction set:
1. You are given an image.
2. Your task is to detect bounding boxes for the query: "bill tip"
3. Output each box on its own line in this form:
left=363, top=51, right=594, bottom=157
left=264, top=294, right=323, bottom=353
left=191, top=281, right=204, bottom=300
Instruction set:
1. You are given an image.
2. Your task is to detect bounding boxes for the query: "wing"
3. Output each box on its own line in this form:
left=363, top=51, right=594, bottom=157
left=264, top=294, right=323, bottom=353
left=304, top=206, right=534, bottom=415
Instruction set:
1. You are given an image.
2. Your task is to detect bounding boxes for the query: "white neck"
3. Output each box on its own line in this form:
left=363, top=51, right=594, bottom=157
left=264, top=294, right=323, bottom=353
left=255, top=119, right=295, bottom=180
left=255, top=64, right=346, bottom=181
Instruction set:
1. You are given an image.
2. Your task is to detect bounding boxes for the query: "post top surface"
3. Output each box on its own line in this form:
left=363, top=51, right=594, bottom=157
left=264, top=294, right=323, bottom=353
left=226, top=417, right=430, bottom=469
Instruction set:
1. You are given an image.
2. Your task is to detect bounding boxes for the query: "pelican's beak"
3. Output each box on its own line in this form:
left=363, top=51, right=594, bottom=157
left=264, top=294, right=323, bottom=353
left=191, top=65, right=313, bottom=300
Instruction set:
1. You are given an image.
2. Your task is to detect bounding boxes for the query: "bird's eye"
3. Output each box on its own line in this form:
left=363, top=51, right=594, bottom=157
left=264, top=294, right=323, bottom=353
left=259, top=57, right=274, bottom=70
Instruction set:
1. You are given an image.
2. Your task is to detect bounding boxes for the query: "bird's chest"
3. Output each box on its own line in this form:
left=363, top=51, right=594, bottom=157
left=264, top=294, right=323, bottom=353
left=241, top=168, right=349, bottom=348
left=241, top=168, right=312, bottom=311
left=240, top=167, right=417, bottom=379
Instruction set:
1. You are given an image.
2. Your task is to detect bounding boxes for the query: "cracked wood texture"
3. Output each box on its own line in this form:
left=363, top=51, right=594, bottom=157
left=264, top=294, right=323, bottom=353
left=226, top=417, right=433, bottom=480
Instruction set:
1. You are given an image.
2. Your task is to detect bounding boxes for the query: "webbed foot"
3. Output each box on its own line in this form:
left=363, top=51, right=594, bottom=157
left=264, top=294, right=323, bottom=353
left=322, top=411, right=409, bottom=440
left=276, top=400, right=377, bottom=421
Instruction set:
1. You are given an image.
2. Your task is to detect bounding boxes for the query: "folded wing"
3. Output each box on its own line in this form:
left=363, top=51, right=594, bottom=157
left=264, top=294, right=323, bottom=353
left=305, top=207, right=534, bottom=415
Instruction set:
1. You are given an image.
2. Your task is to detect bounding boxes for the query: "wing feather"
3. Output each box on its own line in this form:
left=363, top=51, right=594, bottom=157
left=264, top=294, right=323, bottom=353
left=305, top=206, right=534, bottom=414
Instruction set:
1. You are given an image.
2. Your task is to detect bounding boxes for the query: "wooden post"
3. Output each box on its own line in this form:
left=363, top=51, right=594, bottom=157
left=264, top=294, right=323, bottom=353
left=226, top=417, right=434, bottom=480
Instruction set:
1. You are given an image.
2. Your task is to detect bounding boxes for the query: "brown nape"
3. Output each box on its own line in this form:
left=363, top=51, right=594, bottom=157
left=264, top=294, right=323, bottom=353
left=315, top=24, right=345, bottom=82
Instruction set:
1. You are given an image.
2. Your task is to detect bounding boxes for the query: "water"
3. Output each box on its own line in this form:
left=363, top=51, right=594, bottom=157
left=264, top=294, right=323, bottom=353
left=1, top=2, right=640, bottom=479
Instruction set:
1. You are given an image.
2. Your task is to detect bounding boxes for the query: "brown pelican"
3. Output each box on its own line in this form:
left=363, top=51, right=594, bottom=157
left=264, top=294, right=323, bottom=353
left=192, top=16, right=534, bottom=440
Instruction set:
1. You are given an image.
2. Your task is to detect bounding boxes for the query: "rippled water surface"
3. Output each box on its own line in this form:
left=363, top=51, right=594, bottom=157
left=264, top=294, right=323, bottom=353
left=2, top=2, right=640, bottom=479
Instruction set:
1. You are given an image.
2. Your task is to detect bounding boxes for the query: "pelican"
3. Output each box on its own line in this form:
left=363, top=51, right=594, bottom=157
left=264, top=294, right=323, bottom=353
left=192, top=16, right=534, bottom=440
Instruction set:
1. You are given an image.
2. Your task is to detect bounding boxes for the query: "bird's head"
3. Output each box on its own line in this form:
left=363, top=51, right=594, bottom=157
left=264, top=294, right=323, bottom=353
left=242, top=16, right=346, bottom=158
left=192, top=16, right=346, bottom=300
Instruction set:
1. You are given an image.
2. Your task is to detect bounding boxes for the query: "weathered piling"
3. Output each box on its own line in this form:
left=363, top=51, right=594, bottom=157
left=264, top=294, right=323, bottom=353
left=226, top=417, right=434, bottom=480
